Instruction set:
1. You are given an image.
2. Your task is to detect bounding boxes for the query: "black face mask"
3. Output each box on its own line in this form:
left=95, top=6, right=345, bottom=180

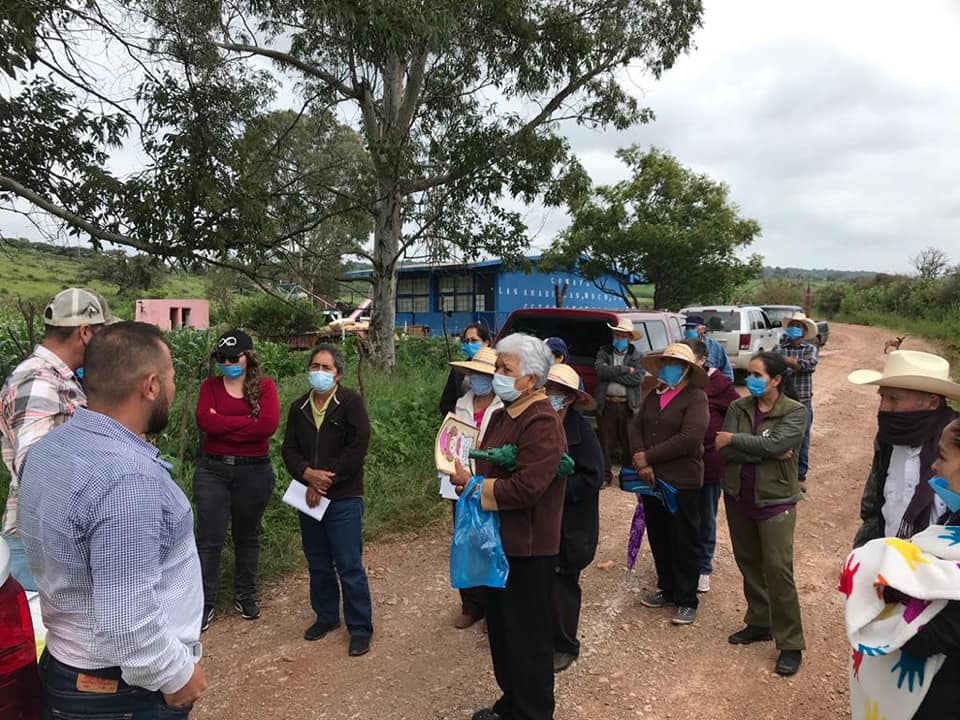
left=877, top=408, right=945, bottom=446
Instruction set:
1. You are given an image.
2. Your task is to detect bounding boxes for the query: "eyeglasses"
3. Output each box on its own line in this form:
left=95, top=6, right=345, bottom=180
left=215, top=354, right=242, bottom=364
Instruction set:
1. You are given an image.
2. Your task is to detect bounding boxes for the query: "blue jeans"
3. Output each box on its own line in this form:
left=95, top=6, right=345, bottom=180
left=799, top=400, right=813, bottom=482
left=5, top=533, right=36, bottom=591
left=698, top=485, right=722, bottom=575
left=38, top=651, right=191, bottom=719
left=298, top=498, right=373, bottom=637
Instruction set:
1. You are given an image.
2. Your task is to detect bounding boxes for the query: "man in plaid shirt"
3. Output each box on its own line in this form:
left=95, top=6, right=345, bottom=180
left=1, top=288, right=114, bottom=589
left=775, top=315, right=819, bottom=485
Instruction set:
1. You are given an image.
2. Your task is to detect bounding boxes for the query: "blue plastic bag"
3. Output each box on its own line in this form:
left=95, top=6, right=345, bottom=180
left=618, top=467, right=680, bottom=514
left=450, top=476, right=510, bottom=589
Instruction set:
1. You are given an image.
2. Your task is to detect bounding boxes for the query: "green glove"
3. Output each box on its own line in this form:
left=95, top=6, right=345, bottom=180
left=557, top=453, right=575, bottom=478
left=468, top=444, right=518, bottom=471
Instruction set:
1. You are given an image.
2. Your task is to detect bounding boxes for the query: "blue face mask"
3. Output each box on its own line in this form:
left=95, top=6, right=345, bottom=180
left=549, top=394, right=567, bottom=412
left=218, top=363, right=244, bottom=379
left=308, top=370, right=336, bottom=393
left=785, top=326, right=804, bottom=340
left=658, top=364, right=686, bottom=388
left=745, top=376, right=767, bottom=397
left=612, top=338, right=629, bottom=353
left=929, top=477, right=960, bottom=513
left=462, top=341, right=482, bottom=359
left=469, top=374, right=493, bottom=397
left=75, top=367, right=84, bottom=381
left=492, top=373, right=521, bottom=402
left=683, top=328, right=700, bottom=341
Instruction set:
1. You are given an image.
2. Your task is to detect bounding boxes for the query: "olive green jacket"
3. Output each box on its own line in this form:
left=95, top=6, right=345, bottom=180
left=720, top=393, right=807, bottom=507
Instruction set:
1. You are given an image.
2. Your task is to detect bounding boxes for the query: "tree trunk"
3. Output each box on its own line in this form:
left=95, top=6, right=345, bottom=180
left=652, top=283, right=671, bottom=311
left=368, top=180, right=402, bottom=370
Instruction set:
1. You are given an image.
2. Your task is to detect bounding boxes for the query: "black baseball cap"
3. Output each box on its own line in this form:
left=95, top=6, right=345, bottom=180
left=683, top=315, right=705, bottom=327
left=214, top=329, right=253, bottom=360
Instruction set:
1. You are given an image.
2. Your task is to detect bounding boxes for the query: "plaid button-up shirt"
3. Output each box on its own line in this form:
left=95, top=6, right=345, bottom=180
left=1, top=345, right=85, bottom=535
left=775, top=339, right=819, bottom=401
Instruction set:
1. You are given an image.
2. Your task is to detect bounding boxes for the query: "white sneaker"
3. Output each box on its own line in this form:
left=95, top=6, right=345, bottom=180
left=697, top=574, right=711, bottom=593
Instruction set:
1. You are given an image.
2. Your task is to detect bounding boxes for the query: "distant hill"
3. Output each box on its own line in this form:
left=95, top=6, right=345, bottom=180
left=761, top=266, right=878, bottom=281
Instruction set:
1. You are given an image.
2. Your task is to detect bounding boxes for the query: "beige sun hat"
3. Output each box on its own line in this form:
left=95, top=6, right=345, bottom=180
left=546, top=363, right=596, bottom=411
left=607, top=318, right=643, bottom=340
left=848, top=350, right=960, bottom=400
left=449, top=346, right=497, bottom=375
left=785, top=313, right=818, bottom=341
left=641, top=342, right=709, bottom=388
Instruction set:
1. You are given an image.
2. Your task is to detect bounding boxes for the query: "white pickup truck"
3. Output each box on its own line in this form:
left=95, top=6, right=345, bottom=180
left=679, top=305, right=781, bottom=372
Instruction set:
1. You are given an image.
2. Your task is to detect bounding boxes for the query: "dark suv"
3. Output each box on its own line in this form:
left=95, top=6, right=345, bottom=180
left=495, top=308, right=687, bottom=396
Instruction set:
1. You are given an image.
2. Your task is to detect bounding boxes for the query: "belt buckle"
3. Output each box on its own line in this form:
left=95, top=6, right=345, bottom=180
left=223, top=456, right=236, bottom=465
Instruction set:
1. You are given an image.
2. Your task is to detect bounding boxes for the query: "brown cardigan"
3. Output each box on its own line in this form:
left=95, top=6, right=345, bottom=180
left=630, top=384, right=709, bottom=490
left=476, top=389, right=566, bottom=557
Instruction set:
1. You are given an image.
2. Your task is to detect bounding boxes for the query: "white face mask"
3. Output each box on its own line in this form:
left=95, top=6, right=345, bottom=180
left=492, top=373, right=521, bottom=402
left=549, top=394, right=567, bottom=412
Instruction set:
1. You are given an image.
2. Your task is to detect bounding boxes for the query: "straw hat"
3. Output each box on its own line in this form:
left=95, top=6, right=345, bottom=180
left=607, top=318, right=643, bottom=340
left=640, top=343, right=708, bottom=388
left=449, top=345, right=497, bottom=375
left=546, top=363, right=596, bottom=410
left=848, top=350, right=960, bottom=400
left=785, top=313, right=818, bottom=341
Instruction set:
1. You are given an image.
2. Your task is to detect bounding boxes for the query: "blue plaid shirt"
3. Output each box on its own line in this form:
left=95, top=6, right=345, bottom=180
left=17, top=408, right=202, bottom=694
left=775, top=339, right=819, bottom=401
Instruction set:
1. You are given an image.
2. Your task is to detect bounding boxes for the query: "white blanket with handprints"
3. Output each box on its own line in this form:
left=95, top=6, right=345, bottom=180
left=842, top=524, right=960, bottom=720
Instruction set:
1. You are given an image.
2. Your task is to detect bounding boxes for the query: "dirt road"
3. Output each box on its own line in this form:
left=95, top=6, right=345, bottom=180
left=194, top=323, right=931, bottom=720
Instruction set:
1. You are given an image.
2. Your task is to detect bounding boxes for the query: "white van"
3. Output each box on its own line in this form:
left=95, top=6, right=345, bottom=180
left=680, top=305, right=780, bottom=371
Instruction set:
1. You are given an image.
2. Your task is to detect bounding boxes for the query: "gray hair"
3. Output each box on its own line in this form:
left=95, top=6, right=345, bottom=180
left=495, top=333, right=553, bottom=388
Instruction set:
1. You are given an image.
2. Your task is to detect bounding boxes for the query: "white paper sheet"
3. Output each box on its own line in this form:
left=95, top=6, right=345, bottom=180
left=438, top=473, right=460, bottom=501
left=282, top=480, right=330, bottom=522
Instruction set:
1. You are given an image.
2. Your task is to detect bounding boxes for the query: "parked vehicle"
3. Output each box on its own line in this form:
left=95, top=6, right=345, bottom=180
left=0, top=537, right=41, bottom=720
left=679, top=305, right=780, bottom=372
left=761, top=304, right=830, bottom=347
left=495, top=308, right=687, bottom=396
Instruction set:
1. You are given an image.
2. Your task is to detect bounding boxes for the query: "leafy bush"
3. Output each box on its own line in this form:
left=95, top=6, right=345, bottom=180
left=227, top=294, right=323, bottom=341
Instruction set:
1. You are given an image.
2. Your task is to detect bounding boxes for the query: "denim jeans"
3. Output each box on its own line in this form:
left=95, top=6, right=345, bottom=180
left=4, top=533, right=36, bottom=591
left=193, top=457, right=275, bottom=606
left=799, top=400, right=813, bottom=482
left=38, top=650, right=191, bottom=719
left=698, top=484, right=722, bottom=575
left=298, top=497, right=373, bottom=637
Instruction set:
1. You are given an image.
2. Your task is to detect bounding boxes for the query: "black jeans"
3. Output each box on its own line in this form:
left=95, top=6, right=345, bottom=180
left=193, top=457, right=275, bottom=606
left=486, top=555, right=555, bottom=720
left=38, top=650, right=191, bottom=719
left=643, top=487, right=702, bottom=608
left=553, top=568, right=582, bottom=656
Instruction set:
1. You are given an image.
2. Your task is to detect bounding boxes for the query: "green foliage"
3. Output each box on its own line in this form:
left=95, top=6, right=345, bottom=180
left=226, top=294, right=323, bottom=341
left=79, top=252, right=168, bottom=292
left=546, top=146, right=763, bottom=310
left=747, top=278, right=808, bottom=306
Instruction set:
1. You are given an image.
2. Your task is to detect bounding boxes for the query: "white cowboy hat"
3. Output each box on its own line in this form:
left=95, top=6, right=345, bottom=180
left=785, top=313, right=818, bottom=341
left=449, top=346, right=497, bottom=375
left=848, top=350, right=960, bottom=400
left=640, top=343, right=709, bottom=388
left=545, top=363, right=596, bottom=411
left=607, top=318, right=643, bottom=340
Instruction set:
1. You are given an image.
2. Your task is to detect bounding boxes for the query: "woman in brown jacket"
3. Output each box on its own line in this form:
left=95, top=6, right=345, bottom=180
left=631, top=343, right=710, bottom=626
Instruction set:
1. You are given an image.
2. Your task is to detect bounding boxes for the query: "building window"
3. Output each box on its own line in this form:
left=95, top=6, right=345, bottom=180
left=397, top=277, right=429, bottom=313
left=437, top=274, right=475, bottom=313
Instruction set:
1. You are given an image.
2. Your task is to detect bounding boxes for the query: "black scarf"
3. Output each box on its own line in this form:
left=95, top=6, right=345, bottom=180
left=877, top=401, right=958, bottom=537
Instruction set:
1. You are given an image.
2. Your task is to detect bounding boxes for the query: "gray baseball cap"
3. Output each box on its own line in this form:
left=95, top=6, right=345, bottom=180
left=44, top=288, right=119, bottom=327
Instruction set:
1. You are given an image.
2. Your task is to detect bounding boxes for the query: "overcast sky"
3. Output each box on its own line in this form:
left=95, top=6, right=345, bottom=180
left=4, top=0, right=958, bottom=273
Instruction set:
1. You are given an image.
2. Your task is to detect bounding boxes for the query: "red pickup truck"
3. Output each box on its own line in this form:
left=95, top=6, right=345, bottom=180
left=495, top=308, right=687, bottom=396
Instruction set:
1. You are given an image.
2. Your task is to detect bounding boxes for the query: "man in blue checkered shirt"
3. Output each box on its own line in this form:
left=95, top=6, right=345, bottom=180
left=18, top=322, right=207, bottom=718
left=775, top=316, right=819, bottom=484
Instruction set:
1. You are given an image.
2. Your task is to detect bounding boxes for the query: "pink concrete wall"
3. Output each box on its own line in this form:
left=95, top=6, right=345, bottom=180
left=135, top=299, right=210, bottom=330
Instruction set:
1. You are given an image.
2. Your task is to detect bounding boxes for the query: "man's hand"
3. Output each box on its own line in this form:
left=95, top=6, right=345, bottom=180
left=163, top=663, right=207, bottom=709
left=715, top=431, right=733, bottom=450
left=784, top=356, right=800, bottom=370
left=306, top=487, right=324, bottom=508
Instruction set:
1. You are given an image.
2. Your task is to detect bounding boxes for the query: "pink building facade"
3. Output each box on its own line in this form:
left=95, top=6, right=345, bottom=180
left=135, top=299, right=210, bottom=330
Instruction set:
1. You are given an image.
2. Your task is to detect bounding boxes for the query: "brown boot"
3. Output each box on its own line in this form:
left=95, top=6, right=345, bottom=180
left=454, top=613, right=479, bottom=629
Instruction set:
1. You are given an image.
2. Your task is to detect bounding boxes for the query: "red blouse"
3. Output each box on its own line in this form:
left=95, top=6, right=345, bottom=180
left=195, top=376, right=280, bottom=457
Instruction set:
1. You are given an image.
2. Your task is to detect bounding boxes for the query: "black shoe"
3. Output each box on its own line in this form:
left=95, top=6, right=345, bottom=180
left=200, top=605, right=215, bottom=633
left=348, top=635, right=371, bottom=657
left=639, top=590, right=672, bottom=608
left=304, top=620, right=340, bottom=641
left=234, top=597, right=261, bottom=620
left=775, top=650, right=802, bottom=676
left=728, top=625, right=773, bottom=645
left=471, top=710, right=504, bottom=720
left=553, top=651, right=577, bottom=673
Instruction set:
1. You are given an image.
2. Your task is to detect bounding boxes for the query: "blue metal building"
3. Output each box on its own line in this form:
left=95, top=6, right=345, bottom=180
left=347, top=256, right=626, bottom=336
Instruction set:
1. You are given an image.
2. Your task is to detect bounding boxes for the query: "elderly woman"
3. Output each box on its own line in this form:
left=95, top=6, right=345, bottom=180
left=716, top=351, right=806, bottom=677
left=450, top=333, right=565, bottom=720
left=442, top=346, right=503, bottom=629
left=631, top=343, right=709, bottom=626
left=544, top=363, right=604, bottom=673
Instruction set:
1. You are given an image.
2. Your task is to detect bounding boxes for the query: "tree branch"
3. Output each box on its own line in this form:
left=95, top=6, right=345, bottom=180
left=215, top=41, right=359, bottom=99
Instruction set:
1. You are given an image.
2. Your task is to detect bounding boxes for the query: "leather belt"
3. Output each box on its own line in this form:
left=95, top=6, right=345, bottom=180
left=205, top=454, right=271, bottom=466
left=606, top=396, right=627, bottom=403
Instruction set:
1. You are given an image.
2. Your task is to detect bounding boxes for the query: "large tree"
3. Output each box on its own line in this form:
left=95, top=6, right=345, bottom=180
left=1, top=0, right=704, bottom=368
left=546, top=146, right=762, bottom=309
